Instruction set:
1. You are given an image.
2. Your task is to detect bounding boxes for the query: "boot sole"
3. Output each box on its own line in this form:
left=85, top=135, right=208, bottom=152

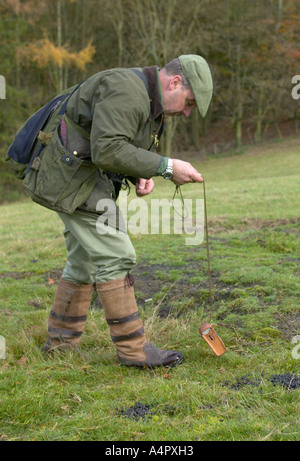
left=118, top=353, right=184, bottom=369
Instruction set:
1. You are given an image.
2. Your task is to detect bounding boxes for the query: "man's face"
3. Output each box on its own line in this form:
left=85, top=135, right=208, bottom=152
left=163, top=80, right=196, bottom=118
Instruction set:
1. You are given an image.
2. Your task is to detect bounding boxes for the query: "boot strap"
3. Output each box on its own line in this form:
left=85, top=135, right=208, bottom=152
left=48, top=326, right=83, bottom=338
left=106, top=311, right=140, bottom=325
left=50, top=310, right=87, bottom=323
left=111, top=326, right=145, bottom=343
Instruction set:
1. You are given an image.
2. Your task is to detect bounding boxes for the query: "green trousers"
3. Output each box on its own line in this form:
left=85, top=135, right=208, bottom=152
left=57, top=210, right=136, bottom=284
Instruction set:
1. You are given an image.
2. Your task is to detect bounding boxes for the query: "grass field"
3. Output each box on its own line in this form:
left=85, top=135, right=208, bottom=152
left=0, top=137, right=299, bottom=441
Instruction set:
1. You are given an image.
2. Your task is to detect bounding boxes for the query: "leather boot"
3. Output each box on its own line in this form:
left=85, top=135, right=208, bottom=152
left=96, top=275, right=184, bottom=368
left=43, top=278, right=93, bottom=352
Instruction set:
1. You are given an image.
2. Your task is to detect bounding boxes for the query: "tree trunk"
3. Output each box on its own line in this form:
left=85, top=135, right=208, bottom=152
left=275, top=0, right=283, bottom=36
left=234, top=44, right=243, bottom=149
left=255, top=85, right=264, bottom=143
left=163, top=117, right=173, bottom=156
left=57, top=0, right=63, bottom=93
left=191, top=109, right=200, bottom=150
left=234, top=115, right=243, bottom=149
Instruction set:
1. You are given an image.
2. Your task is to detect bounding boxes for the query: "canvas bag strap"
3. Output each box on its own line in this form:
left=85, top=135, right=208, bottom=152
left=24, top=80, right=86, bottom=176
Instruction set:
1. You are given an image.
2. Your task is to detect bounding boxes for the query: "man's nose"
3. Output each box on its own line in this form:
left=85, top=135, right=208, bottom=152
left=183, top=107, right=193, bottom=118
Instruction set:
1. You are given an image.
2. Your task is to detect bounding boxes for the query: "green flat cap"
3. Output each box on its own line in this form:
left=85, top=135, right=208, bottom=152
left=179, top=54, right=213, bottom=117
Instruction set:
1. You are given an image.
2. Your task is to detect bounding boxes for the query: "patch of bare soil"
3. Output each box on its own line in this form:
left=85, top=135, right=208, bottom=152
left=133, top=263, right=172, bottom=305
left=1, top=248, right=298, bottom=337
left=275, top=312, right=300, bottom=341
left=0, top=271, right=36, bottom=279
left=208, top=216, right=300, bottom=234
left=132, top=262, right=228, bottom=318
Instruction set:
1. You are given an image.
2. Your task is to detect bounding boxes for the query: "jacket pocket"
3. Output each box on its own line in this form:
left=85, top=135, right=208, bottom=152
left=23, top=127, right=98, bottom=214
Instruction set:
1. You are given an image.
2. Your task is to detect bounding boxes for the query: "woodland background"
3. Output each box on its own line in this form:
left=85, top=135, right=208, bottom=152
left=0, top=0, right=299, bottom=170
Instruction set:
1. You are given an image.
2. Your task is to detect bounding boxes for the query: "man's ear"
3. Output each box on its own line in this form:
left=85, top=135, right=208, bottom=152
left=169, top=75, right=182, bottom=91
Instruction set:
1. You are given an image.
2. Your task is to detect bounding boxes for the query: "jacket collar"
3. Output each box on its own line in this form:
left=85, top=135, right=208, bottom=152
left=142, top=66, right=164, bottom=121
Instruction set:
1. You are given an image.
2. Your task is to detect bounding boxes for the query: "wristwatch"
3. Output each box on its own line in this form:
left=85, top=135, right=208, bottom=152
left=162, top=158, right=173, bottom=180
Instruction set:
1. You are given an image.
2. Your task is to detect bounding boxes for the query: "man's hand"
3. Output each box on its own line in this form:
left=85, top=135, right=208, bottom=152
left=172, top=159, right=203, bottom=185
left=136, top=178, right=155, bottom=196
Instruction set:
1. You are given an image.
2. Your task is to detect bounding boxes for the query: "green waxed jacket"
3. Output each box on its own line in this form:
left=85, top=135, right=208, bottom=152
left=67, top=66, right=165, bottom=177
left=23, top=66, right=166, bottom=214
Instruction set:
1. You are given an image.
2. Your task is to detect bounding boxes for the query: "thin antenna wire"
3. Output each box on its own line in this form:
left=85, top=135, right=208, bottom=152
left=203, top=180, right=213, bottom=308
